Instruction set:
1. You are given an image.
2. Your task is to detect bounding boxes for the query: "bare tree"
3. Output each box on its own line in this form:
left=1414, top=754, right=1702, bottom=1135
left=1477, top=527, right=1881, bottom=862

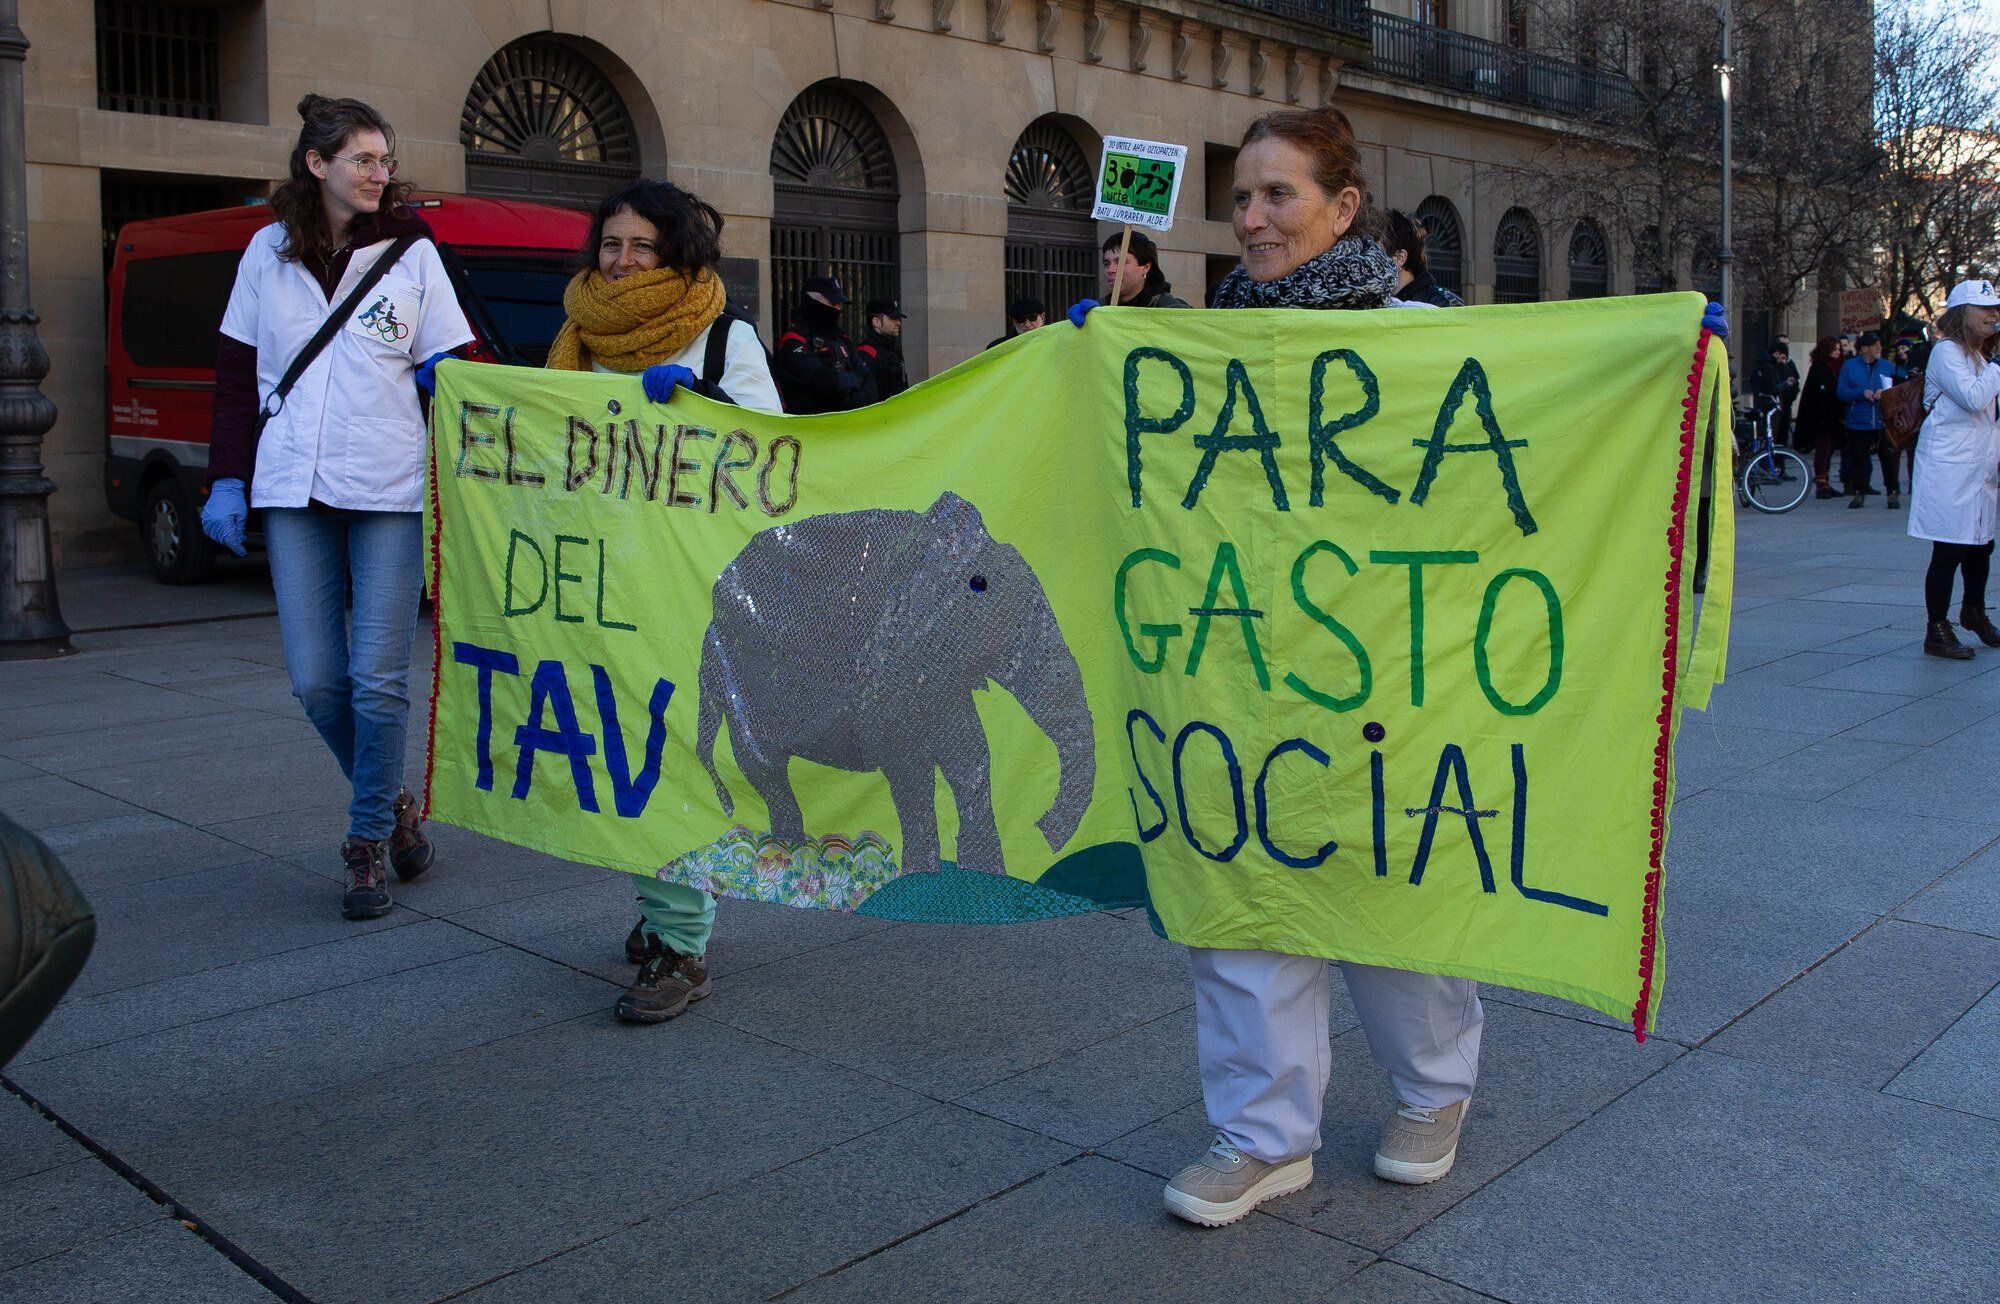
left=1874, top=0, right=2000, bottom=329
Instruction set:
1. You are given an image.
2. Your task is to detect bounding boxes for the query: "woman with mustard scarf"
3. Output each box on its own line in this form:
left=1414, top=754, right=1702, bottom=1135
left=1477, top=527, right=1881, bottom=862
left=549, top=178, right=781, bottom=1024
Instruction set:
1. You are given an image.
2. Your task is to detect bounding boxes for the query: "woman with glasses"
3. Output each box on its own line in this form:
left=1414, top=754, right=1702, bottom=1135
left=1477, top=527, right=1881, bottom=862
left=545, top=177, right=780, bottom=1025
left=201, top=94, right=472, bottom=920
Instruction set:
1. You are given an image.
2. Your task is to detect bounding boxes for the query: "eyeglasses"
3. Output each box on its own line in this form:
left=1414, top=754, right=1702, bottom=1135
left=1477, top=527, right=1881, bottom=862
left=333, top=154, right=398, bottom=178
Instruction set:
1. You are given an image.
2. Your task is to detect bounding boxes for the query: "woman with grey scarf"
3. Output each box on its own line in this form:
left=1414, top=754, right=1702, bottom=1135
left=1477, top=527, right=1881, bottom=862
left=1079, top=105, right=1482, bottom=1229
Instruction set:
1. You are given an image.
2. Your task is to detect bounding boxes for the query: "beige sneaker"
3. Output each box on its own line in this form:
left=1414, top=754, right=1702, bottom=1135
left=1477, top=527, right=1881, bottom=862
left=1373, top=1098, right=1468, bottom=1185
left=1163, top=1138, right=1313, bottom=1227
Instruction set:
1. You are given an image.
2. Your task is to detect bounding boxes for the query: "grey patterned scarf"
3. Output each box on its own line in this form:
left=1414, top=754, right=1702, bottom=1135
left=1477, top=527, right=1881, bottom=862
left=1210, top=237, right=1400, bottom=311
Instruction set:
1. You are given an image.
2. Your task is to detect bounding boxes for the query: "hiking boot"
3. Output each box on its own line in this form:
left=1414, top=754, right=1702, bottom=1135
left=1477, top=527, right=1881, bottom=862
left=624, top=918, right=650, bottom=964
left=1887, top=493, right=1902, bottom=509
left=1814, top=485, right=1842, bottom=500
left=389, top=788, right=434, bottom=882
left=614, top=938, right=710, bottom=1023
left=1961, top=608, right=2000, bottom=648
left=341, top=838, right=392, bottom=920
left=1374, top=1098, right=1469, bottom=1185
left=1163, top=1138, right=1313, bottom=1228
left=1925, top=620, right=1975, bottom=660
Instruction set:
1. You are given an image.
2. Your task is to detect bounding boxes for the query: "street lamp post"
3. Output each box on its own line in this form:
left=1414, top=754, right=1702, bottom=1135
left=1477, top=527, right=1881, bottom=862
left=1717, top=0, right=1735, bottom=323
left=0, top=0, right=72, bottom=659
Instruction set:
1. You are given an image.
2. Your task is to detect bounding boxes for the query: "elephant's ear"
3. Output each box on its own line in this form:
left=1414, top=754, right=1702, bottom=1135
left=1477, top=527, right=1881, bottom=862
left=922, top=491, right=989, bottom=545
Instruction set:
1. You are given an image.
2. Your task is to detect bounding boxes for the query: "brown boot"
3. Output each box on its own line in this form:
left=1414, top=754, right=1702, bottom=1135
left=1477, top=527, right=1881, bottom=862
left=1926, top=620, right=1975, bottom=660
left=389, top=788, right=434, bottom=881
left=614, top=938, right=711, bottom=1024
left=341, top=838, right=393, bottom=920
left=1960, top=608, right=2000, bottom=648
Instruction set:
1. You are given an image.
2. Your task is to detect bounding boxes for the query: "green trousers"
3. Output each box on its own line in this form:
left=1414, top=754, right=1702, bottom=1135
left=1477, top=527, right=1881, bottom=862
left=634, top=878, right=715, bottom=956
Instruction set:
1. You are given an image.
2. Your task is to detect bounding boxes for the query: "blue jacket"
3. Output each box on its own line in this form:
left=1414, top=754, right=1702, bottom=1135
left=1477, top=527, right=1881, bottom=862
left=1837, top=355, right=1899, bottom=431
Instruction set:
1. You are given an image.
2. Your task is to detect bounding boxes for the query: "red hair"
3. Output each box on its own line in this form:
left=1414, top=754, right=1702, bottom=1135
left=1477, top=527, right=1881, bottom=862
left=1239, top=106, right=1385, bottom=244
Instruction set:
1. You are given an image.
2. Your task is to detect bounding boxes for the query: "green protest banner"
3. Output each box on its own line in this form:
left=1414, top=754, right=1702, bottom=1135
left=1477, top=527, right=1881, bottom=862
left=425, top=295, right=1732, bottom=1035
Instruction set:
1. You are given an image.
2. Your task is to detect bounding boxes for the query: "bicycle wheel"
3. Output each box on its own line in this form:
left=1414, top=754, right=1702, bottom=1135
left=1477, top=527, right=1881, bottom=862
left=1742, top=447, right=1811, bottom=513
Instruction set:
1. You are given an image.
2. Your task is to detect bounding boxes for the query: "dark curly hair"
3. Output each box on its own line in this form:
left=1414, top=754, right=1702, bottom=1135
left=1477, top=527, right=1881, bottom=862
left=269, top=95, right=412, bottom=270
left=579, top=179, right=724, bottom=277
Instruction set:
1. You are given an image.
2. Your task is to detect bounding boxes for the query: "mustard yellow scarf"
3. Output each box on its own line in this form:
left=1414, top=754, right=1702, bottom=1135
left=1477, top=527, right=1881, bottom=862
left=545, top=267, right=726, bottom=372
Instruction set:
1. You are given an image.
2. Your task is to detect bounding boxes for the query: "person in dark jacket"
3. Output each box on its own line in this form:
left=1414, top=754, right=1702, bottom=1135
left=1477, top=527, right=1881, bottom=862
left=988, top=296, right=1047, bottom=349
left=1100, top=230, right=1192, bottom=308
left=1385, top=209, right=1465, bottom=307
left=1797, top=336, right=1848, bottom=498
left=1838, top=331, right=1902, bottom=507
left=1750, top=340, right=1800, bottom=450
left=773, top=276, right=877, bottom=414
left=858, top=297, right=909, bottom=400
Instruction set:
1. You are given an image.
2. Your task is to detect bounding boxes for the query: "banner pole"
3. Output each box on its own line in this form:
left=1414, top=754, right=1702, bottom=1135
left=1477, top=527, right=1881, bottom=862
left=1109, top=224, right=1133, bottom=307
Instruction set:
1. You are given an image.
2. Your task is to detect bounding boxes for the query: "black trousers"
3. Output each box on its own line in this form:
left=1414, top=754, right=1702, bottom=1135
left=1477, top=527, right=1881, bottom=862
left=1842, top=427, right=1898, bottom=494
left=1926, top=541, right=1994, bottom=623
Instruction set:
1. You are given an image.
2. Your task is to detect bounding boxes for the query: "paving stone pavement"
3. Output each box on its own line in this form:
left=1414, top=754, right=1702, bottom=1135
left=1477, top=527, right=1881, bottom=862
left=3, top=495, right=1998, bottom=1302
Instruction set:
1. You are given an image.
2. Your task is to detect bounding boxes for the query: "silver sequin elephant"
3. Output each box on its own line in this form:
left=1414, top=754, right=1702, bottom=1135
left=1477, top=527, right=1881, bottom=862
left=695, top=492, right=1096, bottom=875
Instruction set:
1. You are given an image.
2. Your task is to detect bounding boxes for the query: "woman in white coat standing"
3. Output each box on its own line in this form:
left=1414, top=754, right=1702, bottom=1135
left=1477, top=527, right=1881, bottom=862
left=1908, top=279, right=2000, bottom=661
left=201, top=95, right=473, bottom=919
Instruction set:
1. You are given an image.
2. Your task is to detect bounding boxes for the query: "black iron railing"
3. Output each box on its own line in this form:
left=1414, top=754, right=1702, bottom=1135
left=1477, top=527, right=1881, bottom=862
left=1229, top=0, right=1372, bottom=41
left=1367, top=10, right=1637, bottom=119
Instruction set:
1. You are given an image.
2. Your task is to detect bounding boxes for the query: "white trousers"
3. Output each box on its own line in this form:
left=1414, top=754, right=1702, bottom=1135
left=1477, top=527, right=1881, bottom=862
left=1191, top=947, right=1484, bottom=1163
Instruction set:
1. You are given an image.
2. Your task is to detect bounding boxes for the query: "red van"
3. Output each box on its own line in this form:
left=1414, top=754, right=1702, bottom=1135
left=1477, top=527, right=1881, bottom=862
left=105, top=194, right=589, bottom=582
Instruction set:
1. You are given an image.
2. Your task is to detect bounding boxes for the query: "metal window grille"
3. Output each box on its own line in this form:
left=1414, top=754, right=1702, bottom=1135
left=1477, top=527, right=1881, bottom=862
left=461, top=38, right=640, bottom=208
left=1414, top=196, right=1463, bottom=297
left=1004, top=123, right=1098, bottom=325
left=95, top=0, right=220, bottom=120
left=1493, top=209, right=1541, bottom=303
left=1567, top=222, right=1609, bottom=299
left=771, top=86, right=902, bottom=341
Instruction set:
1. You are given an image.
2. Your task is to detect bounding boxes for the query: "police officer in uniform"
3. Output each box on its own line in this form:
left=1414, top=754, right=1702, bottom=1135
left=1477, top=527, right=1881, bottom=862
left=773, top=276, right=877, bottom=414
left=858, top=297, right=910, bottom=400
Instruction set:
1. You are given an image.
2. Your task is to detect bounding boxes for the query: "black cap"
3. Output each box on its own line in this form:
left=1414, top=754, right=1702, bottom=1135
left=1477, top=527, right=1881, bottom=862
left=1009, top=296, right=1047, bottom=321
left=1857, top=330, right=1881, bottom=346
left=802, top=276, right=849, bottom=305
left=865, top=298, right=906, bottom=318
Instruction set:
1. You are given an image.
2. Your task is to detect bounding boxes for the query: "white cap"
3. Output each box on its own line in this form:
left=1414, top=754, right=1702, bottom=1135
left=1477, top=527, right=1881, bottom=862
left=1945, top=278, right=2000, bottom=309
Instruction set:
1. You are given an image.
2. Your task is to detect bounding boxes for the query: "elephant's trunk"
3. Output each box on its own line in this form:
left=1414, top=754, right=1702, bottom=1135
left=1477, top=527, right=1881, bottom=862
left=995, top=617, right=1096, bottom=853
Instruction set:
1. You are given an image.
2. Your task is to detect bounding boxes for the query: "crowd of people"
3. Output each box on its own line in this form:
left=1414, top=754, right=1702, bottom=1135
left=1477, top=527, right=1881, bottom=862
left=200, top=86, right=1966, bottom=1238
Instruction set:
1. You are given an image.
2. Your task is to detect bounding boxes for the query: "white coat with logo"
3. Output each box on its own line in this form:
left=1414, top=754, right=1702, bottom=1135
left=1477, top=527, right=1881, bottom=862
left=219, top=222, right=473, bottom=513
left=1909, top=340, right=2000, bottom=545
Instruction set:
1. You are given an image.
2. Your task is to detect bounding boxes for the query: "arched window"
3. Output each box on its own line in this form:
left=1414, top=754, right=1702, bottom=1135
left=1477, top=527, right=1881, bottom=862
left=1692, top=236, right=1722, bottom=301
left=462, top=38, right=639, bottom=206
left=1568, top=221, right=1609, bottom=299
left=1493, top=208, right=1541, bottom=303
left=1634, top=227, right=1665, bottom=293
left=1004, top=120, right=1097, bottom=324
left=770, top=83, right=901, bottom=340
left=1415, top=196, right=1463, bottom=298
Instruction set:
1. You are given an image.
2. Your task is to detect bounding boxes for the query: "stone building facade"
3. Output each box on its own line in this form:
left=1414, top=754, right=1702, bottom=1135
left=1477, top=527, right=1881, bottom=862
left=22, top=0, right=1804, bottom=567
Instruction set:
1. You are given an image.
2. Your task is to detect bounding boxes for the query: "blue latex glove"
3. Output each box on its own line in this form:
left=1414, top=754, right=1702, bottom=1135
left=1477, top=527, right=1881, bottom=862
left=1068, top=299, right=1099, bottom=329
left=642, top=363, right=698, bottom=404
left=413, top=350, right=454, bottom=398
left=201, top=478, right=247, bottom=557
left=1702, top=301, right=1729, bottom=341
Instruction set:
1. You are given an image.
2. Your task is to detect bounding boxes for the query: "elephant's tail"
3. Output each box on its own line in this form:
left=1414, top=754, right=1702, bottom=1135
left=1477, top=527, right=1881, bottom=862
left=696, top=626, right=735, bottom=817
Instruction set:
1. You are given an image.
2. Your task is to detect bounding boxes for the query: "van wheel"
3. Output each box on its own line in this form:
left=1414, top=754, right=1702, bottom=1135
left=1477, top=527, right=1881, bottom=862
left=143, top=477, right=216, bottom=585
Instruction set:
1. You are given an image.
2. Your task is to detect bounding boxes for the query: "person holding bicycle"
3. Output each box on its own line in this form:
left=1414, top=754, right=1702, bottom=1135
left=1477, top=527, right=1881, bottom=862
left=1909, top=280, right=2000, bottom=660
left=200, top=95, right=473, bottom=920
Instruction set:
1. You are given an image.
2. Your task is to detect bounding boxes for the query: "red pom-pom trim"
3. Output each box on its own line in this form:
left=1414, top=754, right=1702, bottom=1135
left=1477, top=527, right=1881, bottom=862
left=1632, top=327, right=1712, bottom=1040
left=421, top=425, right=445, bottom=821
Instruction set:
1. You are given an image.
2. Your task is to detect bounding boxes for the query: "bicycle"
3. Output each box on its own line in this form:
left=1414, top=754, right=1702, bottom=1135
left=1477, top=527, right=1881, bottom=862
left=1735, top=395, right=1810, bottom=514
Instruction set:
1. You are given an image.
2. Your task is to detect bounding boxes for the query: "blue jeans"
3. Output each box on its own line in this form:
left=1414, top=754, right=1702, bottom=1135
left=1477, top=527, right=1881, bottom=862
left=265, top=508, right=424, bottom=842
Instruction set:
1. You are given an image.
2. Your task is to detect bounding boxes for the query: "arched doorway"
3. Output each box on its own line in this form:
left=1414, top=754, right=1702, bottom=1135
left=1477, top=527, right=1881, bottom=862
left=770, top=83, right=901, bottom=340
left=461, top=37, right=640, bottom=206
left=1568, top=221, right=1609, bottom=298
left=1415, top=196, right=1464, bottom=299
left=1004, top=120, right=1098, bottom=323
left=1493, top=208, right=1542, bottom=303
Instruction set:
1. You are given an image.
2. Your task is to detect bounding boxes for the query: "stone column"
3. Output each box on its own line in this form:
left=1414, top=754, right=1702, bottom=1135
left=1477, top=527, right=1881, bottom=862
left=0, top=0, right=72, bottom=658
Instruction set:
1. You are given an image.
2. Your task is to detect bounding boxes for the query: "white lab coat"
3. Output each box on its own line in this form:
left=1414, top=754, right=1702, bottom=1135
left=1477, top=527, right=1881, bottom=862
left=1909, top=340, right=2000, bottom=545
left=590, top=317, right=784, bottom=415
left=219, top=223, right=473, bottom=513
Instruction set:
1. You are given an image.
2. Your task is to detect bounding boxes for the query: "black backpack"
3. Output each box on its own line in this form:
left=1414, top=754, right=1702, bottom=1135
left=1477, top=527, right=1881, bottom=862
left=701, top=305, right=774, bottom=394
